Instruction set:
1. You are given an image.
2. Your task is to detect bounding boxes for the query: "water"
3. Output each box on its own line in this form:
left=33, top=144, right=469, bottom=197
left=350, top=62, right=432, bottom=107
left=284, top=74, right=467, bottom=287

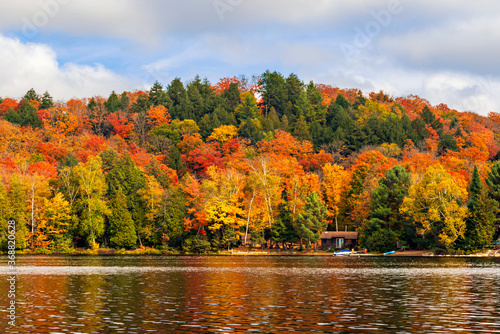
left=1, top=255, right=500, bottom=333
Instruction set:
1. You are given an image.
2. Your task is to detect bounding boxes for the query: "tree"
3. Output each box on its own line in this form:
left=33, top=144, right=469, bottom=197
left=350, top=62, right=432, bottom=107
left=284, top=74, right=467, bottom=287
left=235, top=91, right=259, bottom=122
left=460, top=165, right=495, bottom=250
left=322, top=163, right=349, bottom=231
left=8, top=175, right=29, bottom=249
left=108, top=187, right=137, bottom=248
left=0, top=182, right=11, bottom=250
left=137, top=174, right=164, bottom=245
left=73, top=156, right=109, bottom=247
left=486, top=161, right=500, bottom=237
left=40, top=91, right=54, bottom=110
left=149, top=81, right=171, bottom=107
left=367, top=166, right=411, bottom=237
left=37, top=193, right=71, bottom=249
left=23, top=88, right=40, bottom=103
left=401, top=164, right=468, bottom=249
left=259, top=70, right=287, bottom=115
left=6, top=100, right=43, bottom=128
left=293, top=115, right=312, bottom=142
left=208, top=125, right=238, bottom=144
left=296, top=192, right=328, bottom=250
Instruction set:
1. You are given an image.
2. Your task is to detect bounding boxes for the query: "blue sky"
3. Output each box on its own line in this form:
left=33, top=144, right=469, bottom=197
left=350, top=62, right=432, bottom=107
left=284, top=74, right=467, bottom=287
left=1, top=0, right=499, bottom=115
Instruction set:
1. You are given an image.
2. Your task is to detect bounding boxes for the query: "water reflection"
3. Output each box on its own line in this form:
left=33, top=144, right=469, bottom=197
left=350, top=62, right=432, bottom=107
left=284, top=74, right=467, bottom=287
left=0, top=256, right=499, bottom=333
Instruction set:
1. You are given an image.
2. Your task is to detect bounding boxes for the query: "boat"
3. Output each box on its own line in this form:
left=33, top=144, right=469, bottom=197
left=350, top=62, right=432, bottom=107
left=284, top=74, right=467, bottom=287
left=383, top=251, right=395, bottom=256
left=333, top=249, right=352, bottom=256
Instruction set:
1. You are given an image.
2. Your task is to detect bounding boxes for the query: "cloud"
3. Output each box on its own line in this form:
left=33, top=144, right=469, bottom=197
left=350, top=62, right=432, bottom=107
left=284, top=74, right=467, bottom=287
left=0, top=35, right=133, bottom=100
left=379, top=16, right=500, bottom=74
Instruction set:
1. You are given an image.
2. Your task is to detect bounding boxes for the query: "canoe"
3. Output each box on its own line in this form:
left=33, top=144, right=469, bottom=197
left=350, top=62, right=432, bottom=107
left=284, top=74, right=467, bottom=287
left=383, top=251, right=395, bottom=255
left=333, top=249, right=352, bottom=256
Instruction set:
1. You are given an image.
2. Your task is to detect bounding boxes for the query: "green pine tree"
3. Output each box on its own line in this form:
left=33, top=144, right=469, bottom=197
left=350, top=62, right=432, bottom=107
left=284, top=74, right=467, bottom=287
left=108, top=187, right=137, bottom=249
left=296, top=192, right=328, bottom=250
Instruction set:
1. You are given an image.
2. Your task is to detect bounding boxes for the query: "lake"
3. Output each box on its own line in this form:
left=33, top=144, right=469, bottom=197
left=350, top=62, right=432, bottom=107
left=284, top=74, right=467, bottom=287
left=1, top=255, right=500, bottom=333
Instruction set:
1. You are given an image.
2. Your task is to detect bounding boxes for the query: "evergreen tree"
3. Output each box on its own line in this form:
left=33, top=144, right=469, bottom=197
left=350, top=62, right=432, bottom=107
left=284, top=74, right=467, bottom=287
left=149, top=81, right=171, bottom=107
left=108, top=187, right=137, bottom=248
left=40, top=91, right=54, bottom=109
left=104, top=91, right=121, bottom=113
left=293, top=115, right=312, bottom=141
left=259, top=70, right=288, bottom=115
left=238, top=118, right=263, bottom=144
left=364, top=166, right=412, bottom=248
left=222, top=82, right=240, bottom=111
left=286, top=73, right=303, bottom=106
left=199, top=114, right=212, bottom=139
left=23, top=88, right=40, bottom=103
left=235, top=91, right=259, bottom=122
left=486, top=162, right=500, bottom=238
left=295, top=192, right=329, bottom=249
left=462, top=165, right=496, bottom=250
left=6, top=100, right=42, bottom=128
left=100, top=150, right=146, bottom=227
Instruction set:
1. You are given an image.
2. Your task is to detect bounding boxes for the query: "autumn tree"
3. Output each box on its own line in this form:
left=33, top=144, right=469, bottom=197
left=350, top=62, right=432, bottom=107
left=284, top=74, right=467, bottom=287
left=322, top=163, right=349, bottom=231
left=401, top=164, right=468, bottom=249
left=73, top=156, right=109, bottom=247
left=37, top=193, right=71, bottom=250
left=8, top=175, right=29, bottom=249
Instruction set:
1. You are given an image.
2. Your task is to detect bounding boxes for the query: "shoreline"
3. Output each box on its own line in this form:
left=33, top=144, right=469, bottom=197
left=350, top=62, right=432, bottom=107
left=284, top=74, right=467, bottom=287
left=2, top=249, right=500, bottom=257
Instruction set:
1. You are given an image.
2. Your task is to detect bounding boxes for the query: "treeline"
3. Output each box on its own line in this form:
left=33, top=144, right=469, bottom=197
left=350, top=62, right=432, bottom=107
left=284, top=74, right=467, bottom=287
left=0, top=71, right=500, bottom=253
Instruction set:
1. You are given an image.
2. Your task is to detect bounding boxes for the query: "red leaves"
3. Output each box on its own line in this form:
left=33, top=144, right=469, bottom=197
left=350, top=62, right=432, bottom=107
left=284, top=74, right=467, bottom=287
left=106, top=112, right=134, bottom=139
left=183, top=144, right=224, bottom=176
left=36, top=141, right=68, bottom=161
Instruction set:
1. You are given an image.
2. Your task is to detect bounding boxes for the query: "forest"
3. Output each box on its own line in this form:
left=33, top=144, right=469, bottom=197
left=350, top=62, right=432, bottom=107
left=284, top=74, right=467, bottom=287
left=1, top=70, right=500, bottom=254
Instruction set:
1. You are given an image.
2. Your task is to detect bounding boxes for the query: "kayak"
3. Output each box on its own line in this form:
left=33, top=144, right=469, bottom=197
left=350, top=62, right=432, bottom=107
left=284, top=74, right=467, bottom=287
left=333, top=249, right=352, bottom=256
left=383, top=251, right=395, bottom=255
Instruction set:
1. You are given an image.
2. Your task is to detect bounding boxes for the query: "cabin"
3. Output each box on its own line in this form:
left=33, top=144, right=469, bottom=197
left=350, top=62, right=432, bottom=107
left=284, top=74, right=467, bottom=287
left=320, top=231, right=359, bottom=250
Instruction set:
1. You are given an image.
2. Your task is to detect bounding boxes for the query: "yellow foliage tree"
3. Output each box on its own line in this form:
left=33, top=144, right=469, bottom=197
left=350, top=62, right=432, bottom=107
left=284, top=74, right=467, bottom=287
left=208, top=125, right=238, bottom=144
left=37, top=193, right=71, bottom=247
left=322, top=163, right=349, bottom=231
left=401, top=164, right=468, bottom=249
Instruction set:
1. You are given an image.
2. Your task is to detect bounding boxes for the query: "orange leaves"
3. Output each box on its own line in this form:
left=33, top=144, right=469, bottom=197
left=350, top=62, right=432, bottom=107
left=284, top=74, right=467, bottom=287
left=84, top=135, right=107, bottom=152
left=106, top=112, right=134, bottom=139
left=0, top=98, right=19, bottom=115
left=27, top=161, right=57, bottom=179
left=36, top=141, right=68, bottom=161
left=178, top=133, right=204, bottom=154
left=147, top=105, right=171, bottom=127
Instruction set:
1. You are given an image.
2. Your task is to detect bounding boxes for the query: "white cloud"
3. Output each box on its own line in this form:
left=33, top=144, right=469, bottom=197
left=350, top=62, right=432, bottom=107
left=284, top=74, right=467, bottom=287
left=0, top=35, right=132, bottom=100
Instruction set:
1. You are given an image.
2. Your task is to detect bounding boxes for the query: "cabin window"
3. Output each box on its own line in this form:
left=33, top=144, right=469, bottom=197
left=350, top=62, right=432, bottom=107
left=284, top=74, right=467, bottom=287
left=336, top=238, right=344, bottom=249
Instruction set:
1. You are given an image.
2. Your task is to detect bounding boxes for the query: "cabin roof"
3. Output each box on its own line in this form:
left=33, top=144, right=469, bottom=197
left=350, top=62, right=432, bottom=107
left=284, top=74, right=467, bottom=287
left=320, top=231, right=358, bottom=240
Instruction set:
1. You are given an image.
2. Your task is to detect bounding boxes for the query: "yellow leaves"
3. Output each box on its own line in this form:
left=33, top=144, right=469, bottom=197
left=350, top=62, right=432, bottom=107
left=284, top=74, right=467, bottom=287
left=401, top=164, right=468, bottom=248
left=208, top=125, right=238, bottom=144
left=138, top=174, right=164, bottom=223
left=203, top=166, right=246, bottom=231
left=379, top=143, right=401, bottom=158
left=355, top=100, right=388, bottom=126
left=322, top=163, right=349, bottom=219
left=38, top=193, right=71, bottom=237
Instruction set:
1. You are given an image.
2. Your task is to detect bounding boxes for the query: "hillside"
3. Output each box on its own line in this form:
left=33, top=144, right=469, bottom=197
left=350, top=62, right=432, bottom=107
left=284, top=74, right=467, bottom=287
left=1, top=71, right=499, bottom=253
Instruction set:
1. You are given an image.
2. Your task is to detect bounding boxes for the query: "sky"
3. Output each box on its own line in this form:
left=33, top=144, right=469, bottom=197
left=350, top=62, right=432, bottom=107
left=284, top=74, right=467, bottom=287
left=0, top=0, right=499, bottom=115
